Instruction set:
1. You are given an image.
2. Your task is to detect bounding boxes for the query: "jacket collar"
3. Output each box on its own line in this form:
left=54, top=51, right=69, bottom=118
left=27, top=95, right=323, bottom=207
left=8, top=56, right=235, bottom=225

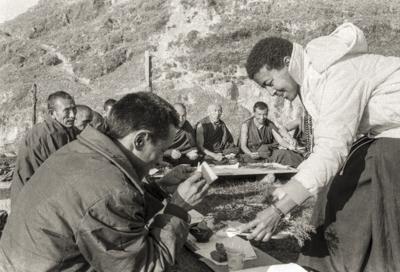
left=288, top=42, right=305, bottom=86
left=77, top=126, right=145, bottom=195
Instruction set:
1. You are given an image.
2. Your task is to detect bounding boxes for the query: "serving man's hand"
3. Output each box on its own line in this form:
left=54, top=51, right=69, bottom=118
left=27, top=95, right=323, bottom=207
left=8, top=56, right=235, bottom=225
left=239, top=206, right=282, bottom=242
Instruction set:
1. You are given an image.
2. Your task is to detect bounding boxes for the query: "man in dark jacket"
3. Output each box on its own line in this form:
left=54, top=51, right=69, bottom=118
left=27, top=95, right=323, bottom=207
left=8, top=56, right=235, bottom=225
left=0, top=92, right=209, bottom=271
left=10, top=91, right=78, bottom=203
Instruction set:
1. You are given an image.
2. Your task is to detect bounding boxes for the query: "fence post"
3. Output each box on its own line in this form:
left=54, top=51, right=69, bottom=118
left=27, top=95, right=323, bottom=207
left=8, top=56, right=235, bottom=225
left=31, top=83, right=38, bottom=125
left=144, top=50, right=152, bottom=92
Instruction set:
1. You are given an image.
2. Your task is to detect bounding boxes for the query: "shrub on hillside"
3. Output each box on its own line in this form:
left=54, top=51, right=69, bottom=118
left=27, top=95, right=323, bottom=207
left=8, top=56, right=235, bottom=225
left=103, top=48, right=127, bottom=73
left=41, top=53, right=62, bottom=66
left=73, top=56, right=104, bottom=80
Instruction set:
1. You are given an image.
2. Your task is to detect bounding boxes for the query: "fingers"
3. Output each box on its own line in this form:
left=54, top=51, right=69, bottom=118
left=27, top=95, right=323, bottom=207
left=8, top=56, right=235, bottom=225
left=173, top=164, right=195, bottom=174
left=262, top=232, right=273, bottom=242
left=185, top=172, right=202, bottom=184
left=182, top=165, right=196, bottom=173
left=197, top=182, right=209, bottom=197
left=254, top=229, right=269, bottom=241
left=188, top=179, right=209, bottom=206
left=239, top=219, right=259, bottom=234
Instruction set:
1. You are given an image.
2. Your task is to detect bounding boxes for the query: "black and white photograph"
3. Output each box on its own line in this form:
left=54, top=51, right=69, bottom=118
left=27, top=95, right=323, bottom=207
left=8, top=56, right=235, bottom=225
left=0, top=0, right=399, bottom=271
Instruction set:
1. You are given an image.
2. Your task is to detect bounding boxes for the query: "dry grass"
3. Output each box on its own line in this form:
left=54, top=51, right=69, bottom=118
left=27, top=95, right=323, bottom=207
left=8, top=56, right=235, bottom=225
left=170, top=176, right=315, bottom=271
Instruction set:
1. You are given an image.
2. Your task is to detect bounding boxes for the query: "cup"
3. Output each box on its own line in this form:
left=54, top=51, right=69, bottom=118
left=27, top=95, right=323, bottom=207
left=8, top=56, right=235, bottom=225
left=226, top=248, right=245, bottom=271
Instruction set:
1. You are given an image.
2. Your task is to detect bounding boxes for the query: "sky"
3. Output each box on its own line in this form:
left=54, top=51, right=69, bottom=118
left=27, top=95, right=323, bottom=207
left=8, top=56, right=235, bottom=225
left=0, top=0, right=39, bottom=24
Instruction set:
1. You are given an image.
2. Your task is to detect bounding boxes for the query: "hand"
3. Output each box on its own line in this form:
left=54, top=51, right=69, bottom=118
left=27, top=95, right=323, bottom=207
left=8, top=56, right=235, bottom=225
left=158, top=165, right=194, bottom=193
left=212, top=153, right=224, bottom=161
left=175, top=172, right=209, bottom=209
left=250, top=152, right=260, bottom=159
left=186, top=150, right=199, bottom=160
left=154, top=156, right=171, bottom=168
left=225, top=153, right=236, bottom=160
left=239, top=206, right=282, bottom=242
left=171, top=149, right=182, bottom=159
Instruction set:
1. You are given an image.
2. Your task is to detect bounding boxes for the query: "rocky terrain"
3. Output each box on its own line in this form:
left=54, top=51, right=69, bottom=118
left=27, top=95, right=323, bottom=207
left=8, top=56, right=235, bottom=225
left=1, top=0, right=400, bottom=152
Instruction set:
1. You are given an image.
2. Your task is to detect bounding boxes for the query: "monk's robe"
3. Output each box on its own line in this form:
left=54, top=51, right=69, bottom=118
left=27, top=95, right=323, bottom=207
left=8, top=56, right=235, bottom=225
left=164, top=121, right=198, bottom=166
left=197, top=117, right=238, bottom=162
left=242, top=117, right=303, bottom=167
left=11, top=117, right=78, bottom=203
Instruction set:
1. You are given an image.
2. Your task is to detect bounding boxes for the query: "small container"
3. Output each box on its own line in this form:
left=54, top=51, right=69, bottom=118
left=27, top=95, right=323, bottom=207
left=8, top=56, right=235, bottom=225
left=226, top=248, right=245, bottom=271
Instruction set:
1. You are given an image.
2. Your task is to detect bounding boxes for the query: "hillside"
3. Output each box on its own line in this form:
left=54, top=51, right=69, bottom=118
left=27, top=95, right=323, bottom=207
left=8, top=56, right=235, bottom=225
left=1, top=0, right=400, bottom=152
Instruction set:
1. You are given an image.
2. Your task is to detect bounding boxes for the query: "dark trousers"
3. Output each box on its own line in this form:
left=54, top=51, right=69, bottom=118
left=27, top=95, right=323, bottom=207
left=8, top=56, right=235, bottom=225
left=298, top=137, right=400, bottom=272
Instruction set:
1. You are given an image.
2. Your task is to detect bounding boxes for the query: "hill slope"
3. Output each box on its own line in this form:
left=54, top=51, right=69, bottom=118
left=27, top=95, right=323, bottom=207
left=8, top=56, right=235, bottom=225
left=1, top=0, right=400, bottom=152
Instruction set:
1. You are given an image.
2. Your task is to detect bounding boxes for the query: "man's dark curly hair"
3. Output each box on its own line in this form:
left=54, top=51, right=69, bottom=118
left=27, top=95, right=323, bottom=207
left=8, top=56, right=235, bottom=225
left=246, top=37, right=293, bottom=79
left=106, top=92, right=179, bottom=142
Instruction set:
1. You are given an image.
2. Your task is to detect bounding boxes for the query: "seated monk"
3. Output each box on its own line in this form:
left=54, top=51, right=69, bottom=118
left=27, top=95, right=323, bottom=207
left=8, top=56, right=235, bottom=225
left=163, top=103, right=199, bottom=166
left=239, top=101, right=303, bottom=167
left=11, top=91, right=79, bottom=204
left=196, top=104, right=238, bottom=164
left=74, top=104, right=93, bottom=132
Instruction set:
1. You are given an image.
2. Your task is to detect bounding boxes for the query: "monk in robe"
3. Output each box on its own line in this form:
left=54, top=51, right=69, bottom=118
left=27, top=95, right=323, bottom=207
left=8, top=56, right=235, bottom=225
left=74, top=104, right=93, bottom=132
left=163, top=103, right=198, bottom=166
left=196, top=104, right=238, bottom=164
left=239, top=101, right=303, bottom=167
left=11, top=91, right=79, bottom=204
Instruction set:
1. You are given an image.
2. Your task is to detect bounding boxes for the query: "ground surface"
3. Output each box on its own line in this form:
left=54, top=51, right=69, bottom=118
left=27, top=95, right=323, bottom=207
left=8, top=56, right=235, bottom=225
left=0, top=157, right=314, bottom=271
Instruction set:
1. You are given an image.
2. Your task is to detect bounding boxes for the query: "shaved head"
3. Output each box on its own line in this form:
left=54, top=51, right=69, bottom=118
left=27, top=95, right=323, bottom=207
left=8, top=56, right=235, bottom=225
left=47, top=91, right=76, bottom=128
left=47, top=91, right=74, bottom=113
left=174, top=103, right=186, bottom=113
left=207, top=104, right=222, bottom=113
left=75, top=105, right=93, bottom=131
left=207, top=104, right=222, bottom=123
left=174, top=103, right=187, bottom=127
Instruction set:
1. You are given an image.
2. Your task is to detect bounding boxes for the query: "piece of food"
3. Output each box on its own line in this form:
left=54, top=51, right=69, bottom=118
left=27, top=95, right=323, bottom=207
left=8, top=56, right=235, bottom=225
left=210, top=242, right=227, bottom=262
left=189, top=221, right=213, bottom=243
left=200, top=161, right=218, bottom=184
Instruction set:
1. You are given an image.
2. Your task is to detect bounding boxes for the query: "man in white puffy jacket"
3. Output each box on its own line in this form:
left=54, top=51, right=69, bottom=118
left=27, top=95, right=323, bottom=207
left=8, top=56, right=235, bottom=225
left=242, top=23, right=400, bottom=271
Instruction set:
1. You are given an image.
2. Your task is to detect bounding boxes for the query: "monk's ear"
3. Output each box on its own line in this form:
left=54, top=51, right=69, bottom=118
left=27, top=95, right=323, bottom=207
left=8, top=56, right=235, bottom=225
left=48, top=109, right=56, bottom=118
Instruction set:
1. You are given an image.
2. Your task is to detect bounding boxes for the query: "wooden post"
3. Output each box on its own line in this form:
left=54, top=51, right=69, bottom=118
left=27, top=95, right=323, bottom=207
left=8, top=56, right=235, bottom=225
left=144, top=50, right=152, bottom=92
left=31, top=83, right=37, bottom=125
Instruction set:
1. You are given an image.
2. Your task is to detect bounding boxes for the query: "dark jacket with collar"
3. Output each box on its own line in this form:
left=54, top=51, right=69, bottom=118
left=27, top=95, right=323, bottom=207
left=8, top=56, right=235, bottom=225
left=0, top=126, right=189, bottom=272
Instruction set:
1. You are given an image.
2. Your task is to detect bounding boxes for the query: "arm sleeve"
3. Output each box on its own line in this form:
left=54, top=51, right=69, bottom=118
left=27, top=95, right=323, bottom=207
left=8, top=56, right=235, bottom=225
left=76, top=191, right=189, bottom=272
left=284, top=67, right=370, bottom=202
